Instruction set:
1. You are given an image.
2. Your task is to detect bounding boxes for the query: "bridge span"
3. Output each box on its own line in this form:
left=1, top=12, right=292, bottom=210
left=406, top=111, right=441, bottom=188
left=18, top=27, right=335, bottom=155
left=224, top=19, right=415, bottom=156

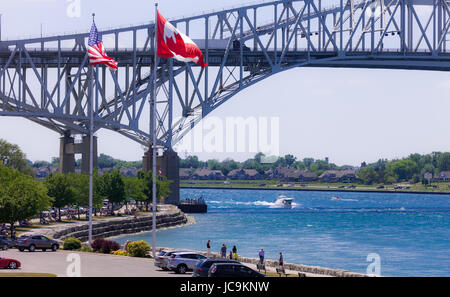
left=1, top=0, right=449, bottom=203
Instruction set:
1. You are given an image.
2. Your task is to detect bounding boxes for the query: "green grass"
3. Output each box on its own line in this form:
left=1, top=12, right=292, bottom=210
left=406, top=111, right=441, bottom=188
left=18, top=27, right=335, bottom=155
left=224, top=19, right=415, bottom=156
left=0, top=273, right=57, bottom=277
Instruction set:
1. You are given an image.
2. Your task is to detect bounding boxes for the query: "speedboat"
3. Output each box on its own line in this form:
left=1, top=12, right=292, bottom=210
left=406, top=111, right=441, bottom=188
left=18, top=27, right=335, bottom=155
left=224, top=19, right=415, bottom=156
left=331, top=196, right=342, bottom=201
left=274, top=195, right=294, bottom=209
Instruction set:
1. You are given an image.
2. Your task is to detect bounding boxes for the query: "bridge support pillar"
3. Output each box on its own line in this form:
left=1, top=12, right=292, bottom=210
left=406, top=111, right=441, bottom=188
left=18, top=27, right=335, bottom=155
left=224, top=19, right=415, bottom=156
left=59, top=134, right=75, bottom=174
left=58, top=134, right=98, bottom=174
left=80, top=135, right=98, bottom=174
left=143, top=150, right=180, bottom=205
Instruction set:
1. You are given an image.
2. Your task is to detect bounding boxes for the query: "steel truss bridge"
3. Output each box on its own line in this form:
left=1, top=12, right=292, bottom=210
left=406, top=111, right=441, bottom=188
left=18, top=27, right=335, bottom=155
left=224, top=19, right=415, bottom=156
left=1, top=0, right=450, bottom=152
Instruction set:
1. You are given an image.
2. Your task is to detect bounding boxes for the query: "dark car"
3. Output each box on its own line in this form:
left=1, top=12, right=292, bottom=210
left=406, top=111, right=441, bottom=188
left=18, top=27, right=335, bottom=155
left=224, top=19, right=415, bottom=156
left=193, top=258, right=240, bottom=277
left=0, top=237, right=9, bottom=250
left=208, top=263, right=266, bottom=277
left=17, top=235, right=59, bottom=252
left=0, top=235, right=16, bottom=250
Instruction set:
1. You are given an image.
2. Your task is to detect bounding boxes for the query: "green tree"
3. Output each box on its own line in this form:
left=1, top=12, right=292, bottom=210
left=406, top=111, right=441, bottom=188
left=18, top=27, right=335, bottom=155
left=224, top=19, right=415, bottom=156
left=437, top=152, right=450, bottom=172
left=284, top=154, right=297, bottom=167
left=123, top=177, right=146, bottom=202
left=357, top=167, right=378, bottom=185
left=0, top=165, right=53, bottom=230
left=98, top=154, right=117, bottom=169
left=385, top=159, right=418, bottom=181
left=137, top=170, right=172, bottom=211
left=66, top=172, right=104, bottom=218
left=0, top=139, right=33, bottom=175
left=99, top=170, right=126, bottom=214
left=44, top=172, right=76, bottom=220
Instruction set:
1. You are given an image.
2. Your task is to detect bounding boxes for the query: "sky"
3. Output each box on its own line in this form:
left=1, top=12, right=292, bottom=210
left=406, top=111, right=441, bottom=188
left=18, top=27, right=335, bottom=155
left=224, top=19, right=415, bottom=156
left=0, top=0, right=449, bottom=166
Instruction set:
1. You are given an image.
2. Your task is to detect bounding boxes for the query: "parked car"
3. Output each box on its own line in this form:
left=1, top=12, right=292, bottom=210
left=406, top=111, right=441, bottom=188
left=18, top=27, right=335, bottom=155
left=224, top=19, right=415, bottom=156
left=0, top=237, right=9, bottom=250
left=155, top=249, right=193, bottom=270
left=17, top=235, right=59, bottom=252
left=208, top=263, right=266, bottom=277
left=167, top=252, right=207, bottom=274
left=193, top=258, right=240, bottom=277
left=0, top=257, right=21, bottom=269
left=0, top=235, right=16, bottom=249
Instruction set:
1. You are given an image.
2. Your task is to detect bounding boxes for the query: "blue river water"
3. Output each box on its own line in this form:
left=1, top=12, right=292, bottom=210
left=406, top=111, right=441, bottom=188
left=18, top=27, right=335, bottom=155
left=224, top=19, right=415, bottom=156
left=115, top=188, right=450, bottom=276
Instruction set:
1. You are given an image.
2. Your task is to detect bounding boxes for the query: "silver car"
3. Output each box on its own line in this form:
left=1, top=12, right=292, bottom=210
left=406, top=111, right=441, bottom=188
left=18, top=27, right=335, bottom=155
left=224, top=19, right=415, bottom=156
left=167, top=251, right=207, bottom=274
left=155, top=249, right=193, bottom=270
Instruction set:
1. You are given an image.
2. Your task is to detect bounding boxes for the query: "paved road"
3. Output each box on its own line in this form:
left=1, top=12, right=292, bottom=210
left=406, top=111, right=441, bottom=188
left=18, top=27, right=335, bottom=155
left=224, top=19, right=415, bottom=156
left=0, top=249, right=329, bottom=277
left=0, top=249, right=183, bottom=277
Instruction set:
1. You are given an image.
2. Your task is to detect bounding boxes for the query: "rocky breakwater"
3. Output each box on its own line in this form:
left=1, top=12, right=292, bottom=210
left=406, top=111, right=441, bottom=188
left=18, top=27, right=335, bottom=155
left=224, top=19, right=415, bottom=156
left=22, top=205, right=191, bottom=243
left=159, top=248, right=368, bottom=277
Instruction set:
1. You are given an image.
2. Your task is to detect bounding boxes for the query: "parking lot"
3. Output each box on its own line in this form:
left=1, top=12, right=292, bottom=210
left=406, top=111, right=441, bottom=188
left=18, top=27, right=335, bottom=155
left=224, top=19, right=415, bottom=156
left=0, top=249, right=187, bottom=277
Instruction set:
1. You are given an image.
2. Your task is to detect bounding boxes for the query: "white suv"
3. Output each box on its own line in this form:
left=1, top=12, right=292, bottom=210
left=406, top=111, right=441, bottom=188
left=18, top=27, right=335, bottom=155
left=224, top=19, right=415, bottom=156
left=155, top=249, right=192, bottom=270
left=167, top=252, right=207, bottom=274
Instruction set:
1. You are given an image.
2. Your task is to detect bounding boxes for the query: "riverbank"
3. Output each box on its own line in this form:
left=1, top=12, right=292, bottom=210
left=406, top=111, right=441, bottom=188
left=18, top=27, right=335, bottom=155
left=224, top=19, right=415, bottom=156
left=153, top=246, right=368, bottom=277
left=20, top=205, right=193, bottom=243
left=181, top=181, right=450, bottom=195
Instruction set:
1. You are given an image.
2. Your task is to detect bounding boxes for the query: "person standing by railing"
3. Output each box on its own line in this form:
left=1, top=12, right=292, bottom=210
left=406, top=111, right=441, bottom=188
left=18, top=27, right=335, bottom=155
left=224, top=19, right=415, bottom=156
left=259, top=248, right=265, bottom=264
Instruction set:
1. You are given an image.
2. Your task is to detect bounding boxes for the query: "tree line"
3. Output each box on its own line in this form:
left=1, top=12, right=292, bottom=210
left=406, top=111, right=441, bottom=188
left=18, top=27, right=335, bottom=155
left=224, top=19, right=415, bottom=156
left=358, top=152, right=450, bottom=185
left=0, top=139, right=171, bottom=229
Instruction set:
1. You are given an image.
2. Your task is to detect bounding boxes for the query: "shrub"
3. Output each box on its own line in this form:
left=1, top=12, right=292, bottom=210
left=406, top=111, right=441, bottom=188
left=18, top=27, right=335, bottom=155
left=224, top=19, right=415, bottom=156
left=101, top=240, right=121, bottom=254
left=111, top=250, right=129, bottom=256
left=91, top=238, right=105, bottom=252
left=91, top=238, right=121, bottom=254
left=126, top=240, right=150, bottom=257
left=79, top=246, right=93, bottom=253
left=63, top=237, right=82, bottom=250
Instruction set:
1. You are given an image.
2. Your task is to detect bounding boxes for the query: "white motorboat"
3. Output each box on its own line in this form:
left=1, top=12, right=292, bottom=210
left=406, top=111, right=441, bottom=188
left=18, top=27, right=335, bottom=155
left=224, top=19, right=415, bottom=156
left=273, top=195, right=294, bottom=209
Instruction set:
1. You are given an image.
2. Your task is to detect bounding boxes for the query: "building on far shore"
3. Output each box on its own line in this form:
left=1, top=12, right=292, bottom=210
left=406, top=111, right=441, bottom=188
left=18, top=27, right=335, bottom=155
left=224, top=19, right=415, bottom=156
left=33, top=166, right=58, bottom=178
left=227, top=168, right=262, bottom=180
left=435, top=171, right=450, bottom=182
left=192, top=168, right=226, bottom=180
left=319, top=170, right=357, bottom=182
left=180, top=168, right=194, bottom=180
left=270, top=167, right=317, bottom=182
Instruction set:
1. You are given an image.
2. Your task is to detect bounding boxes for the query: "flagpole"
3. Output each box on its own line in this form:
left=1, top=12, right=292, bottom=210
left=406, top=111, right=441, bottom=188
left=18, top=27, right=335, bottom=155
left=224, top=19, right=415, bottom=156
left=88, top=13, right=96, bottom=247
left=151, top=2, right=158, bottom=259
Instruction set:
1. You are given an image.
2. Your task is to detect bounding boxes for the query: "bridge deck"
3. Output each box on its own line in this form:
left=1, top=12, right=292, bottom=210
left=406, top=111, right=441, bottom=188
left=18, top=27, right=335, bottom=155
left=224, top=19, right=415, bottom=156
left=1, top=49, right=450, bottom=71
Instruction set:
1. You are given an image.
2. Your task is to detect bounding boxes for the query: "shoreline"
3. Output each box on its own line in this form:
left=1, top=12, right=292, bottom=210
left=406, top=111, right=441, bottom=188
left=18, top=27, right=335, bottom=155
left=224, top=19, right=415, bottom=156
left=20, top=205, right=192, bottom=243
left=181, top=185, right=450, bottom=195
left=148, top=246, right=368, bottom=277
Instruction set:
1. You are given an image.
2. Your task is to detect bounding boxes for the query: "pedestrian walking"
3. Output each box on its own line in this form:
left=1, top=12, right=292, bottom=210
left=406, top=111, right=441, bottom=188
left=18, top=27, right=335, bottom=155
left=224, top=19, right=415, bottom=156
left=220, top=244, right=227, bottom=258
left=278, top=252, right=284, bottom=268
left=259, top=248, right=265, bottom=264
left=206, top=240, right=211, bottom=257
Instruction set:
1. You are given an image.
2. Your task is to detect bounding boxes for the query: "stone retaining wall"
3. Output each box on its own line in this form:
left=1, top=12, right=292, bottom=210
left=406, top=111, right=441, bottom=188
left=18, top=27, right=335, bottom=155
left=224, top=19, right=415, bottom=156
left=22, top=205, right=189, bottom=243
left=156, top=247, right=368, bottom=277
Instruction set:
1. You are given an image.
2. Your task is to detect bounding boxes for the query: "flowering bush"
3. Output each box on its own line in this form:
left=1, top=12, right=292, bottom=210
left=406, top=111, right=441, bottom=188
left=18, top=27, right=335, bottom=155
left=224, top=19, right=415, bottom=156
left=126, top=240, right=150, bottom=257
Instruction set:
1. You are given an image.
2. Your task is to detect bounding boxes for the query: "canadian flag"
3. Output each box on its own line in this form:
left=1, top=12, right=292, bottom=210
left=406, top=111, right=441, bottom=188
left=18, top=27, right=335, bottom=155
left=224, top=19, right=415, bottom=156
left=157, top=11, right=208, bottom=68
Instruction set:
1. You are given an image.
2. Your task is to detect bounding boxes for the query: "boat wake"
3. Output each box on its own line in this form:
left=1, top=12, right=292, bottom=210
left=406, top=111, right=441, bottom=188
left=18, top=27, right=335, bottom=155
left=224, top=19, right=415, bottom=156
left=205, top=200, right=301, bottom=208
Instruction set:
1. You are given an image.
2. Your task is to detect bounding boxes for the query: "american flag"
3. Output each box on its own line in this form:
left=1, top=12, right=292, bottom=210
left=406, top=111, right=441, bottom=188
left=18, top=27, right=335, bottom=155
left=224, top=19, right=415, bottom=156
left=88, top=21, right=118, bottom=71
